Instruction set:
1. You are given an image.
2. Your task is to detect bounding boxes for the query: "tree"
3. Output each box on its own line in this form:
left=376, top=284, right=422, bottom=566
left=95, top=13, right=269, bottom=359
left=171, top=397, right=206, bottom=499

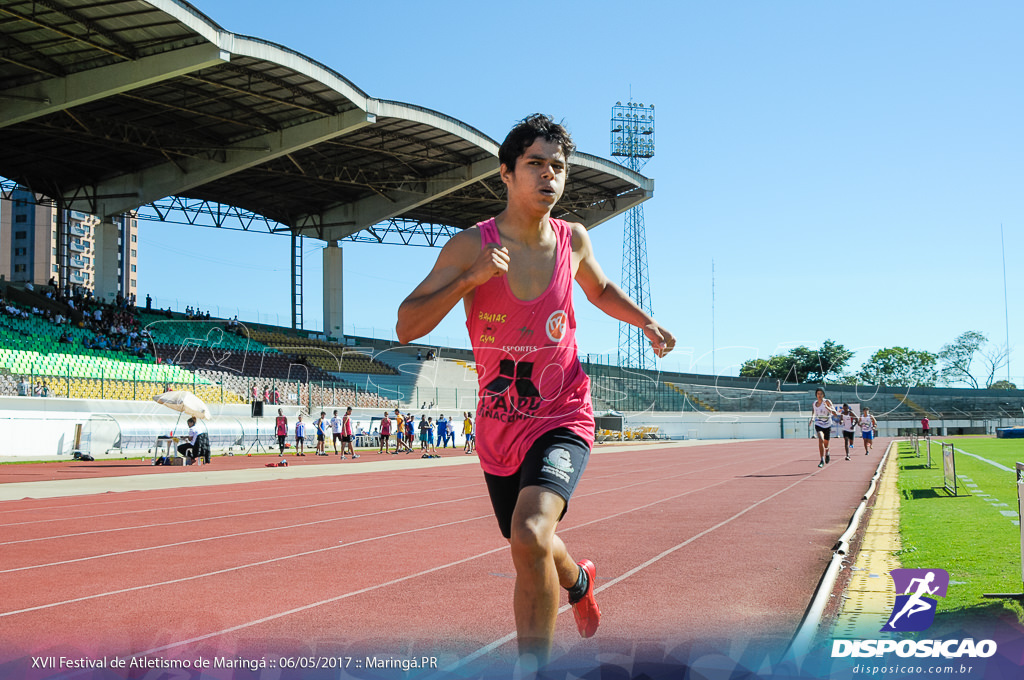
left=980, top=343, right=1012, bottom=389
left=989, top=380, right=1018, bottom=390
left=938, top=331, right=986, bottom=388
left=739, top=340, right=853, bottom=384
left=857, top=347, right=938, bottom=387
left=938, top=331, right=1014, bottom=388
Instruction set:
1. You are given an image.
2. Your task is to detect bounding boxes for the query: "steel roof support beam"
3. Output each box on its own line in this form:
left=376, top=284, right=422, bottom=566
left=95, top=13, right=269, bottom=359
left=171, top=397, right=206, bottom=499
left=78, top=108, right=377, bottom=218
left=307, top=157, right=499, bottom=241
left=563, top=188, right=654, bottom=230
left=0, top=43, right=229, bottom=129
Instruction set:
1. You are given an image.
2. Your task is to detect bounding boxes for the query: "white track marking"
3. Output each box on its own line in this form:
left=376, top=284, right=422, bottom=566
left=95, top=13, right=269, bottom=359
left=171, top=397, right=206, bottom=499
left=2, top=446, right=786, bottom=570
left=449, top=466, right=825, bottom=669
left=0, top=514, right=492, bottom=618
left=0, top=481, right=482, bottom=544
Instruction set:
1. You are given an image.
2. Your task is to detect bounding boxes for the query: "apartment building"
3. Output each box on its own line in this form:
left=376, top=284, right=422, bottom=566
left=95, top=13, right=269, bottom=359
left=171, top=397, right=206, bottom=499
left=0, top=187, right=138, bottom=302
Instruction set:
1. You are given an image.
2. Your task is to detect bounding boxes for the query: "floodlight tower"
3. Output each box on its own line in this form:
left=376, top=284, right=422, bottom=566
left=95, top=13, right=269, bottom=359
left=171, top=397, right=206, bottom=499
left=610, top=100, right=656, bottom=370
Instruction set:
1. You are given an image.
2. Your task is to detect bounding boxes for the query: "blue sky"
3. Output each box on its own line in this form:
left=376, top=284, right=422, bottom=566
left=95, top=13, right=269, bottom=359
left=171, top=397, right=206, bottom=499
left=138, top=0, right=1023, bottom=384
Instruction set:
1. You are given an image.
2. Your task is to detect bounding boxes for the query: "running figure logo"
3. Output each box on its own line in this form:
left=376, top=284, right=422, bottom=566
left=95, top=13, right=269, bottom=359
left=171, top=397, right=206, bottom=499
left=881, top=568, right=949, bottom=632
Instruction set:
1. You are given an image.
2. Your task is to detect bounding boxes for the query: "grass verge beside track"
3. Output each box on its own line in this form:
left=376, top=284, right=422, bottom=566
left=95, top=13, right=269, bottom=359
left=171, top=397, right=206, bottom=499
left=896, top=437, right=1024, bottom=628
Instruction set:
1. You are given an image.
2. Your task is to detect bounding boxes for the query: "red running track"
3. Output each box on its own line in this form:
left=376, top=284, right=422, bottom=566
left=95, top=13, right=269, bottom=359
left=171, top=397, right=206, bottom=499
left=0, top=439, right=883, bottom=678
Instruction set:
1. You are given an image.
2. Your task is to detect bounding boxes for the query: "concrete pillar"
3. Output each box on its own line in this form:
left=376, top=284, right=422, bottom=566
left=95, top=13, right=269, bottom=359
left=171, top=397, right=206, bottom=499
left=93, top=219, right=122, bottom=303
left=323, top=243, right=344, bottom=341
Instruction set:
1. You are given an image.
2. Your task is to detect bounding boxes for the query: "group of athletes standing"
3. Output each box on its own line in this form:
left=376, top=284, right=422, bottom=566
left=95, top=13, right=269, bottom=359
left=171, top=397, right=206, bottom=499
left=274, top=407, right=360, bottom=459
left=811, top=388, right=878, bottom=466
left=377, top=409, right=476, bottom=455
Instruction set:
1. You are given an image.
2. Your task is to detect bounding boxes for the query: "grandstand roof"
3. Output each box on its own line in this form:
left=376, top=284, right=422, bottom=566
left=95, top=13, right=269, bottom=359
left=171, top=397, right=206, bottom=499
left=0, top=0, right=653, bottom=239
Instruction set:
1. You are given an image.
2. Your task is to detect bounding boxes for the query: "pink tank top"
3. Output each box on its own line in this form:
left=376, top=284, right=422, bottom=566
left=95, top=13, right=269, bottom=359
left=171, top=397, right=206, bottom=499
left=467, top=217, right=595, bottom=476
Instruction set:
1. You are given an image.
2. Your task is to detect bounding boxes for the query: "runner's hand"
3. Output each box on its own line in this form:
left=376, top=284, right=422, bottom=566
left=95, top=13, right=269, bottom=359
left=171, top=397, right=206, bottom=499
left=465, top=245, right=510, bottom=287
left=644, top=323, right=675, bottom=358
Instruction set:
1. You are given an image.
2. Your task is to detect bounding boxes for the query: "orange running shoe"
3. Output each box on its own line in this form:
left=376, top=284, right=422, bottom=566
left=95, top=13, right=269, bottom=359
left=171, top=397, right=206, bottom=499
left=570, top=559, right=600, bottom=638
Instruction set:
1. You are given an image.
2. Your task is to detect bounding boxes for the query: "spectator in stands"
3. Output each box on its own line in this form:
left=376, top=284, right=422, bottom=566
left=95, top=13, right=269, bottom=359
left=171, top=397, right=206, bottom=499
left=295, top=415, right=307, bottom=456
left=40, top=381, right=51, bottom=398
left=263, top=385, right=270, bottom=404
left=275, top=408, right=289, bottom=454
left=417, top=350, right=422, bottom=361
left=33, top=381, right=43, bottom=397
left=251, top=384, right=258, bottom=403
left=146, top=293, right=152, bottom=310
left=17, top=376, right=29, bottom=397
left=272, top=385, right=281, bottom=405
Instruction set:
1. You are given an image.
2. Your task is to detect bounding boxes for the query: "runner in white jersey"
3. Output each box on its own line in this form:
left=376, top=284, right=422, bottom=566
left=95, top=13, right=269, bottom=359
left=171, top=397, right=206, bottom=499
left=839, top=404, right=857, bottom=460
left=811, top=388, right=836, bottom=468
left=857, top=406, right=877, bottom=454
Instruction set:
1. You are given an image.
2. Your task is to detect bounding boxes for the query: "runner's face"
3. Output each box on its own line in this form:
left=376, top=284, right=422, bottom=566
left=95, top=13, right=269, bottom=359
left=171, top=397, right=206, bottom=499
left=501, top=138, right=567, bottom=213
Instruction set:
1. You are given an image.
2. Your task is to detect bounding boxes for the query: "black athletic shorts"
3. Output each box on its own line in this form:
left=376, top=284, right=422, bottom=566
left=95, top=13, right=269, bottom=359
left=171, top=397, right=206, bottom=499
left=814, top=424, right=831, bottom=440
left=341, top=435, right=352, bottom=443
left=333, top=432, right=343, bottom=442
left=842, top=430, right=855, bottom=443
left=483, top=428, right=590, bottom=540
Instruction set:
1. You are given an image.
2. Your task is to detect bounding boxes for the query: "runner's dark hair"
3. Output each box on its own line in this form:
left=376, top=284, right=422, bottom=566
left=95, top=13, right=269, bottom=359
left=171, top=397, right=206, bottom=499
left=499, top=114, right=576, bottom=172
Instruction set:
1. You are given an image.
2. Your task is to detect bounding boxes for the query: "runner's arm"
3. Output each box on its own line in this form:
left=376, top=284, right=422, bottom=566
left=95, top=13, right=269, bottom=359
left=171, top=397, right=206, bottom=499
left=396, top=229, right=509, bottom=344
left=571, top=223, right=675, bottom=357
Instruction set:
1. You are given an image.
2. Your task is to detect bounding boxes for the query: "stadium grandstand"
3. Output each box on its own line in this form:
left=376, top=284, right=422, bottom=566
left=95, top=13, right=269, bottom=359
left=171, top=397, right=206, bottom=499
left=1, top=0, right=1022, bottom=459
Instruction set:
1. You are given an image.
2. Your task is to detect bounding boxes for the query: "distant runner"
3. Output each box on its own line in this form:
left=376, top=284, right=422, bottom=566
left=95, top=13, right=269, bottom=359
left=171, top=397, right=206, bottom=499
left=811, top=388, right=836, bottom=468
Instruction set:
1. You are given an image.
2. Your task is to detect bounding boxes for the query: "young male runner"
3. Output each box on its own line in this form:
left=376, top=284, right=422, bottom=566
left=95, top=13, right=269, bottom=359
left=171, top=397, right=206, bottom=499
left=858, top=406, right=877, bottom=454
left=839, top=404, right=857, bottom=461
left=396, top=114, right=674, bottom=669
left=811, top=388, right=836, bottom=467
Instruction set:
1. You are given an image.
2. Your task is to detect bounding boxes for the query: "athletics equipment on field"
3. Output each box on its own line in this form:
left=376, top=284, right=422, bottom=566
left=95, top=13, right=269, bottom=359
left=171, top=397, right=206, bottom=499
left=983, top=462, right=1024, bottom=601
left=941, top=442, right=957, bottom=496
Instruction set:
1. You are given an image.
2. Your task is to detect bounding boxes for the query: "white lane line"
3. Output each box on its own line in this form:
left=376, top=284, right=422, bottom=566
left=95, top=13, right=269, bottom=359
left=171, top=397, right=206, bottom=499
left=1, top=447, right=783, bottom=569
left=96, top=477, right=740, bottom=666
left=0, top=493, right=487, bottom=574
left=38, top=446, right=817, bottom=678
left=0, top=514, right=492, bottom=618
left=1, top=462, right=739, bottom=614
left=0, top=476, right=438, bottom=527
left=0, top=481, right=482, bottom=545
left=953, top=447, right=1014, bottom=473
left=450, top=464, right=825, bottom=669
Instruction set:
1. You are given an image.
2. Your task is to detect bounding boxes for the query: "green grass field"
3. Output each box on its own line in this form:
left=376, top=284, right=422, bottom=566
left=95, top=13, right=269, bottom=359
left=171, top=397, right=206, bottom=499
left=896, top=436, right=1024, bottom=628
